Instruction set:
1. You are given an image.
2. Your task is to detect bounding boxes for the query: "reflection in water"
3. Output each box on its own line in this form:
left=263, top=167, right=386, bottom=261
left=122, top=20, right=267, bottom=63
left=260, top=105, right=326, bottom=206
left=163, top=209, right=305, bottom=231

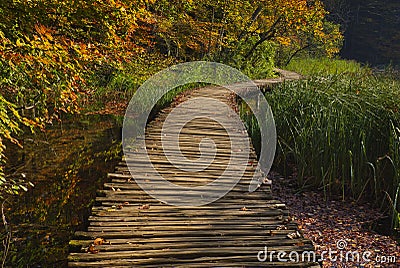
left=1, top=115, right=121, bottom=267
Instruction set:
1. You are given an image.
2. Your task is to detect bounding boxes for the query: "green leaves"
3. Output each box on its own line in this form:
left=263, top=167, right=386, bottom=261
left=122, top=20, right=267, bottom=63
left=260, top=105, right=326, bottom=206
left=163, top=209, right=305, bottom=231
left=0, top=172, right=32, bottom=199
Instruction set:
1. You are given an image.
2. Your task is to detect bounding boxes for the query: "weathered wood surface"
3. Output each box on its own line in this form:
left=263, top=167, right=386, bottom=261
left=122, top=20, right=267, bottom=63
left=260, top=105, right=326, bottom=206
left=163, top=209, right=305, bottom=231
left=68, top=71, right=319, bottom=267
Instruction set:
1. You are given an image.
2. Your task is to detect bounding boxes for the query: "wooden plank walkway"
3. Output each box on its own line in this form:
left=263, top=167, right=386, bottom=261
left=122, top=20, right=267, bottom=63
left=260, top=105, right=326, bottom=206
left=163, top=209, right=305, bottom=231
left=68, top=72, right=320, bottom=267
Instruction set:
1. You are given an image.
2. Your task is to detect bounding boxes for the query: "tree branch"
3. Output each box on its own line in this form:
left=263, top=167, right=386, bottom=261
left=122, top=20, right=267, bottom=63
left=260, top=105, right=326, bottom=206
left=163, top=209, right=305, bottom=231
left=237, top=6, right=263, bottom=42
left=284, top=44, right=313, bottom=66
left=244, top=16, right=282, bottom=60
left=2, top=200, right=11, bottom=268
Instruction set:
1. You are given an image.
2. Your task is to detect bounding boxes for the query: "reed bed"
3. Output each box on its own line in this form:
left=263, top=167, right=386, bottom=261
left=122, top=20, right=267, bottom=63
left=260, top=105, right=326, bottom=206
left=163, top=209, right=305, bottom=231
left=241, top=71, right=400, bottom=232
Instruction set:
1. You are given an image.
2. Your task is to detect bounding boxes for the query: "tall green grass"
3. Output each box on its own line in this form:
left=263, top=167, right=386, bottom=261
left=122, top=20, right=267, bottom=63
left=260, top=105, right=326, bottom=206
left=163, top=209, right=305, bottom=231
left=240, top=69, right=400, bottom=233
left=285, top=57, right=365, bottom=77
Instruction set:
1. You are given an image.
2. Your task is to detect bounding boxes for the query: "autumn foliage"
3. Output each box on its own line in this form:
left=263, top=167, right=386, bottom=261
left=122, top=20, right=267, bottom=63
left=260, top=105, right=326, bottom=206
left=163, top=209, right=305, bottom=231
left=0, top=0, right=342, bottom=196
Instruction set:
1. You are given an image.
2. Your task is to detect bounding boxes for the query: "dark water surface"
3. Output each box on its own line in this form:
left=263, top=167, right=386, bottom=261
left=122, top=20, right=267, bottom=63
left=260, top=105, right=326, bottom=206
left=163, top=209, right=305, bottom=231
left=1, top=115, right=121, bottom=267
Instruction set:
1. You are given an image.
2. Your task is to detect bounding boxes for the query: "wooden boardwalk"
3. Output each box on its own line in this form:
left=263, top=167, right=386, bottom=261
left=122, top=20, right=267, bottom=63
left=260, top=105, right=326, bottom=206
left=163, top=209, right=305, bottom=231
left=68, top=73, right=320, bottom=267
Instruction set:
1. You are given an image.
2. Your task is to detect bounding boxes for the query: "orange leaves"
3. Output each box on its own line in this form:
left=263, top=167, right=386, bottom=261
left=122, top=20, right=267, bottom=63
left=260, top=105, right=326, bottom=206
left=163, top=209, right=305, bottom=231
left=34, top=24, right=54, bottom=42
left=276, top=36, right=292, bottom=46
left=139, top=204, right=150, bottom=210
left=93, top=237, right=106, bottom=245
left=0, top=0, right=156, bottom=124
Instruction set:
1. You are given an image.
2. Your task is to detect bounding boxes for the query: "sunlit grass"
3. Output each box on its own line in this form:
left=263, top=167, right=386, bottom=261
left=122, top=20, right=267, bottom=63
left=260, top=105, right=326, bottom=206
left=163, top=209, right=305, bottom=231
left=285, top=57, right=365, bottom=76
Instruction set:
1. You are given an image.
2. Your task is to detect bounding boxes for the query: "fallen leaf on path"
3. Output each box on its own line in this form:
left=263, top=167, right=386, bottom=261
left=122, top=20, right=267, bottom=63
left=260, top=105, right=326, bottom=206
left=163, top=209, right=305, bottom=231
left=139, top=204, right=150, bottom=210
left=94, top=238, right=105, bottom=245
left=87, top=244, right=99, bottom=254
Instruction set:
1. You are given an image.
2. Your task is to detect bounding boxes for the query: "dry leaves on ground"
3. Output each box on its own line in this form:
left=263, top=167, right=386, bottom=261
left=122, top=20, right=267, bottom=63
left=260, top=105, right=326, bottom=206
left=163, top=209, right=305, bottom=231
left=272, top=172, right=399, bottom=267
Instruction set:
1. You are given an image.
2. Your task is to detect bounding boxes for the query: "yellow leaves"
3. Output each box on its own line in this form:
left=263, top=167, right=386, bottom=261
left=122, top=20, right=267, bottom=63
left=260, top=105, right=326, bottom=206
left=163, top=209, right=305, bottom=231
left=1, top=130, right=20, bottom=147
left=253, top=0, right=343, bottom=58
left=0, top=95, right=24, bottom=147
left=276, top=36, right=292, bottom=46
left=0, top=0, right=155, bottom=187
left=16, top=39, right=25, bottom=47
left=38, top=57, right=50, bottom=65
left=326, top=47, right=340, bottom=57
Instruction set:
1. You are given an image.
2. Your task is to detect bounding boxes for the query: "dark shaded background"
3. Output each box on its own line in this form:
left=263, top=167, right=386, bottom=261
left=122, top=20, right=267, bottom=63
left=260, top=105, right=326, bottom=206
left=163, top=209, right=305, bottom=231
left=324, top=0, right=400, bottom=65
